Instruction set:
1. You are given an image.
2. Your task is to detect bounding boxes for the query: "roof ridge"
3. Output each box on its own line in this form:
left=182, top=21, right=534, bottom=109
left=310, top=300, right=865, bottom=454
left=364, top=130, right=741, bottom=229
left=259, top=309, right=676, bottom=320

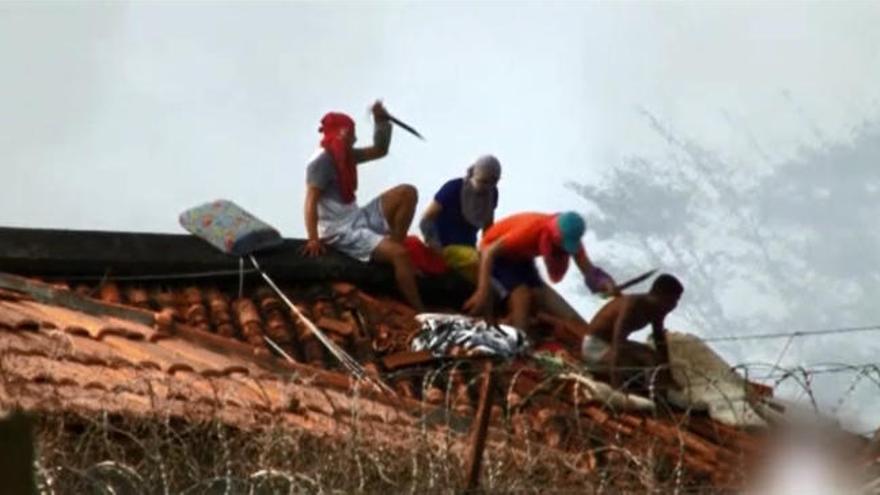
left=0, top=272, right=155, bottom=327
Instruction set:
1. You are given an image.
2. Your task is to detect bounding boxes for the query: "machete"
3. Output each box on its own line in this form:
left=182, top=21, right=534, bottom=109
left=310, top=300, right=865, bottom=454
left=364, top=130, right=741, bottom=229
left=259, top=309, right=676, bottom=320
left=387, top=114, right=425, bottom=140
left=616, top=269, right=657, bottom=292
left=600, top=269, right=657, bottom=298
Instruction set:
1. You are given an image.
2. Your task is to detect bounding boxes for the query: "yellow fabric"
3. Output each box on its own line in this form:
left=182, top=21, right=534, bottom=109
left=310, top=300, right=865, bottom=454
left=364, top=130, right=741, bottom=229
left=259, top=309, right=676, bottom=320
left=442, top=245, right=479, bottom=282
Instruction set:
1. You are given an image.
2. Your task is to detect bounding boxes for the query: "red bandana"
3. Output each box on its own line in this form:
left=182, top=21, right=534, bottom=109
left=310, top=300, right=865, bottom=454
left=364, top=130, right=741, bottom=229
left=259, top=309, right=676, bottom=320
left=319, top=112, right=357, bottom=204
left=539, top=216, right=570, bottom=283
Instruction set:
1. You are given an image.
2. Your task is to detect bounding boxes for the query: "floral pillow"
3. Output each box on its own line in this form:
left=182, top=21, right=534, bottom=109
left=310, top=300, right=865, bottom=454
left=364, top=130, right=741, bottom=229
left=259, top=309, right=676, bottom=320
left=179, top=199, right=283, bottom=256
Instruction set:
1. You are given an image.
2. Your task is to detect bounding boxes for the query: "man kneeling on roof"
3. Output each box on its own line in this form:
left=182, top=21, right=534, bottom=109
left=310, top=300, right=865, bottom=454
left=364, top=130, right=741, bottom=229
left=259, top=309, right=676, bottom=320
left=302, top=100, right=424, bottom=311
left=419, top=155, right=501, bottom=282
left=463, top=211, right=617, bottom=333
left=582, top=274, right=684, bottom=391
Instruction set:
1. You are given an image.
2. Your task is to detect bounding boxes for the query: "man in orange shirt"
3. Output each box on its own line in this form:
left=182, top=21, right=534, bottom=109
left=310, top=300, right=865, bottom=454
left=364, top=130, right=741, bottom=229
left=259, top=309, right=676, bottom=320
left=463, top=211, right=617, bottom=332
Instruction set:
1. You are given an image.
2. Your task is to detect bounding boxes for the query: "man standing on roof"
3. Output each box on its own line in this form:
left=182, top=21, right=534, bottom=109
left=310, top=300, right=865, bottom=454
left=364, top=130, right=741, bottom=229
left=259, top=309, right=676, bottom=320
left=302, top=100, right=424, bottom=311
left=419, top=155, right=501, bottom=282
left=581, top=274, right=684, bottom=391
left=463, top=211, right=617, bottom=332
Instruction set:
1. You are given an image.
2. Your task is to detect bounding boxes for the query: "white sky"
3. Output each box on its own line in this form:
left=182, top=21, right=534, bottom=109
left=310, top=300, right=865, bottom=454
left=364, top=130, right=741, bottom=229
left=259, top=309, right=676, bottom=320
left=4, top=1, right=878, bottom=231
left=3, top=0, right=880, bottom=427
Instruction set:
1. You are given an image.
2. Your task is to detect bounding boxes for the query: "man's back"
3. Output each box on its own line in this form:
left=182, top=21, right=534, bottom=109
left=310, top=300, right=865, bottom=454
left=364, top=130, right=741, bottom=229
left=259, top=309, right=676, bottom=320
left=582, top=274, right=684, bottom=390
left=586, top=294, right=657, bottom=343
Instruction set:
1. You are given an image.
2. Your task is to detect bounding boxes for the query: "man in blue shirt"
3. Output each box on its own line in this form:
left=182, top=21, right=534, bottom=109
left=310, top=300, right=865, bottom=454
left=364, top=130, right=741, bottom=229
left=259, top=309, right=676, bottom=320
left=419, top=155, right=501, bottom=280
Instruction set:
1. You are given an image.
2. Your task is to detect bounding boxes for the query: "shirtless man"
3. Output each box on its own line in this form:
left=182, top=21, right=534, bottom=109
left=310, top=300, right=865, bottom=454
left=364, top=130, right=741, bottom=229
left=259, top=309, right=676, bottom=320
left=581, top=273, right=684, bottom=390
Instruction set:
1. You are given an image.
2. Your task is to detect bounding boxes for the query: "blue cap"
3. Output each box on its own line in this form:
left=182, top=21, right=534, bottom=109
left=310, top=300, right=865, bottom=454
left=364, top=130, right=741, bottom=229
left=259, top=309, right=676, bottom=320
left=557, top=212, right=586, bottom=254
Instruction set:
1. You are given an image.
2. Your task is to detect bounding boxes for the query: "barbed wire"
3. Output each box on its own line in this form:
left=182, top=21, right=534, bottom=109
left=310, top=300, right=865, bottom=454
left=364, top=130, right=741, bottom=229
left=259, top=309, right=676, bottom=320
left=28, top=267, right=880, bottom=342
left=8, top=275, right=880, bottom=492
left=370, top=356, right=880, bottom=384
left=703, top=324, right=880, bottom=342
left=25, top=270, right=880, bottom=361
left=8, top=347, right=880, bottom=495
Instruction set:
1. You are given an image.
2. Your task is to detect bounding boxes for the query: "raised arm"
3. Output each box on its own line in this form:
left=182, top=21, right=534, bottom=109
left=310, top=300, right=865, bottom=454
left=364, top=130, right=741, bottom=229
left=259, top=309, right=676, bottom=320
left=353, top=101, right=392, bottom=164
left=419, top=200, right=444, bottom=250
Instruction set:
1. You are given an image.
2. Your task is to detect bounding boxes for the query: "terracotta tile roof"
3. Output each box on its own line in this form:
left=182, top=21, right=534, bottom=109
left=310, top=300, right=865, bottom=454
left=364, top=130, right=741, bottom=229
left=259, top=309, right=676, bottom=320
left=0, top=231, right=870, bottom=493
left=0, top=273, right=770, bottom=488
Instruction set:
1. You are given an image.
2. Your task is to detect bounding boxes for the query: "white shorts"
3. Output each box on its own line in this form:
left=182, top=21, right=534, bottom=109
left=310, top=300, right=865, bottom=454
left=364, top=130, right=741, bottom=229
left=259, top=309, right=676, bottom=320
left=318, top=196, right=389, bottom=262
left=581, top=335, right=611, bottom=365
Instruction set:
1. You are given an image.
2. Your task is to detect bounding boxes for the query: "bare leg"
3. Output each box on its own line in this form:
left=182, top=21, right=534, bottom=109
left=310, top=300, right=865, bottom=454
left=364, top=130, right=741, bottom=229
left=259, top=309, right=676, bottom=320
left=533, top=284, right=587, bottom=325
left=607, top=341, right=657, bottom=368
left=380, top=184, right=418, bottom=242
left=371, top=237, right=425, bottom=311
left=600, top=340, right=661, bottom=389
left=507, top=285, right=533, bottom=332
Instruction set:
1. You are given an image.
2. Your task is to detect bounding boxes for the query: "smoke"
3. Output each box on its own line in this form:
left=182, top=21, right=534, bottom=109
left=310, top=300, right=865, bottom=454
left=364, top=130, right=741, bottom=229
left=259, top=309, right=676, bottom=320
left=569, top=107, right=880, bottom=431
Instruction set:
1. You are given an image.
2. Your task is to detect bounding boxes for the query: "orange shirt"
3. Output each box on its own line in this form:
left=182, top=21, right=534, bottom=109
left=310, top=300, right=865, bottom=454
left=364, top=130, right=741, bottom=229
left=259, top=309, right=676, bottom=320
left=481, top=212, right=585, bottom=260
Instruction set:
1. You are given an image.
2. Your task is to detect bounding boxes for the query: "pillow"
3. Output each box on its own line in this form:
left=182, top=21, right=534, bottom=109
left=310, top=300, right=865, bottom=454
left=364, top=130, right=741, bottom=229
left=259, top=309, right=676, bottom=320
left=179, top=199, right=283, bottom=256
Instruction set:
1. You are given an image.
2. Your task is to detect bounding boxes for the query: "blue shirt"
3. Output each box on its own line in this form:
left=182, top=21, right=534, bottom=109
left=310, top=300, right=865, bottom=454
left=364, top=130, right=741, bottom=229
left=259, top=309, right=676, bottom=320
left=433, top=178, right=497, bottom=247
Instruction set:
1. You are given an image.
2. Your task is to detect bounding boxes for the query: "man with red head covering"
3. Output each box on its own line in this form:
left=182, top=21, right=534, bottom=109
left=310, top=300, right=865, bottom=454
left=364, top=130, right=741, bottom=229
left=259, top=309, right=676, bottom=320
left=463, top=211, right=617, bottom=333
left=303, top=101, right=424, bottom=311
